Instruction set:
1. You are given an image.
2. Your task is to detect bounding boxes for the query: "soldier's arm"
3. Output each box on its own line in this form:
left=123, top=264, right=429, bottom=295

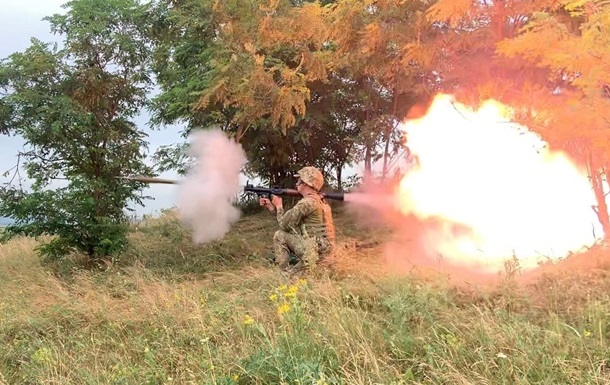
left=276, top=198, right=315, bottom=231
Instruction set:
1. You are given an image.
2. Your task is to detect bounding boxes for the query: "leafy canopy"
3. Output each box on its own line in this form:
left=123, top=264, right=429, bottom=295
left=0, top=0, right=155, bottom=262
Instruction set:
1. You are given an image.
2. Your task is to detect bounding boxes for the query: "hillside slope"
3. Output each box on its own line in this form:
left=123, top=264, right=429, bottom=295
left=1, top=207, right=610, bottom=384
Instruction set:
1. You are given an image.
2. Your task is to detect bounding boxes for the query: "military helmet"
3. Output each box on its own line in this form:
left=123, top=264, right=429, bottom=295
left=294, top=166, right=324, bottom=191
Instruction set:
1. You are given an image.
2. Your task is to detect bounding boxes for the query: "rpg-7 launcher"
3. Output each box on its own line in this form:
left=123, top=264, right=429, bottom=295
left=244, top=183, right=345, bottom=202
left=119, top=176, right=345, bottom=202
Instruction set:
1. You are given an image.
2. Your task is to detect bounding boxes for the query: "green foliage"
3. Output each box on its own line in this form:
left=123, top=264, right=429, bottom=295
left=146, top=0, right=379, bottom=187
left=147, top=0, right=219, bottom=131
left=151, top=142, right=192, bottom=176
left=0, top=186, right=130, bottom=261
left=145, top=0, right=427, bottom=186
left=0, top=0, right=154, bottom=262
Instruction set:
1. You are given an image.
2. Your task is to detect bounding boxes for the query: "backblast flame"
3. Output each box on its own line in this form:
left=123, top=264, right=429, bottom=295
left=394, top=93, right=603, bottom=273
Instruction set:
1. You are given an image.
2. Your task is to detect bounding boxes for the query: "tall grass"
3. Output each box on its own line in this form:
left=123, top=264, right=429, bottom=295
left=1, top=210, right=609, bottom=384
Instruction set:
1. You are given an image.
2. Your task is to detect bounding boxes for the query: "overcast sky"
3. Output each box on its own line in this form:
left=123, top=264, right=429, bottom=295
left=0, top=0, right=183, bottom=217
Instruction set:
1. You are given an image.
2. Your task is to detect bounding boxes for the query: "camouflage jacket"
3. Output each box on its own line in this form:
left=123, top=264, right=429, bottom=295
left=276, top=194, right=335, bottom=241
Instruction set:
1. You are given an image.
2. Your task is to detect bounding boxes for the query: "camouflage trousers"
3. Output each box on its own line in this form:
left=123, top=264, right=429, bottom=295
left=273, top=230, right=332, bottom=271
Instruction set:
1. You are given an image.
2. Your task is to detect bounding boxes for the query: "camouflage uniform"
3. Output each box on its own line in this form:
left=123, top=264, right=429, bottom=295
left=273, top=167, right=336, bottom=271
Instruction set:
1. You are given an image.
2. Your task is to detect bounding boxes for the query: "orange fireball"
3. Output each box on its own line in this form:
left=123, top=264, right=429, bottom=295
left=395, top=94, right=603, bottom=273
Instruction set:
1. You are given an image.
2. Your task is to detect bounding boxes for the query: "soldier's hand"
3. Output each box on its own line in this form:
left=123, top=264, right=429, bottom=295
left=271, top=194, right=282, bottom=208
left=259, top=197, right=275, bottom=212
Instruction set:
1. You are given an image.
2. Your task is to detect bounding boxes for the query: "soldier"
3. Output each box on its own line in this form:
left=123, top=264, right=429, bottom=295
left=259, top=166, right=336, bottom=273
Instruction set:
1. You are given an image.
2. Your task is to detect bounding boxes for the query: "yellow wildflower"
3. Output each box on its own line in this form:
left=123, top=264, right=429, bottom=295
left=277, top=303, right=290, bottom=315
left=243, top=314, right=254, bottom=325
left=278, top=285, right=288, bottom=292
left=269, top=293, right=278, bottom=302
left=584, top=329, right=592, bottom=337
left=232, top=374, right=239, bottom=381
left=284, top=285, right=299, bottom=298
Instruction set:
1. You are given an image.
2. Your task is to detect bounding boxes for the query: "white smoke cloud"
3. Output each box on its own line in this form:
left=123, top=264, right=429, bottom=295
left=176, top=129, right=247, bottom=243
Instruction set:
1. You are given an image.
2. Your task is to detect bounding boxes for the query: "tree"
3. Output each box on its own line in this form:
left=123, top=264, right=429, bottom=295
left=197, top=0, right=331, bottom=137
left=148, top=0, right=359, bottom=187
left=327, top=0, right=434, bottom=180
left=237, top=73, right=363, bottom=188
left=0, top=0, right=155, bottom=263
left=149, top=0, right=330, bottom=136
left=295, top=74, right=363, bottom=189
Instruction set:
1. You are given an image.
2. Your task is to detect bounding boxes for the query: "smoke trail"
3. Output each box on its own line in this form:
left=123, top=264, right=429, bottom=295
left=176, top=129, right=247, bottom=243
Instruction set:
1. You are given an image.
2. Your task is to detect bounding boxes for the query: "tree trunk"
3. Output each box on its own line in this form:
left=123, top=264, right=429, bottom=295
left=381, top=128, right=391, bottom=181
left=588, top=154, right=610, bottom=240
left=235, top=125, right=247, bottom=143
left=336, top=165, right=343, bottom=191
left=382, top=90, right=399, bottom=181
left=364, top=144, right=372, bottom=180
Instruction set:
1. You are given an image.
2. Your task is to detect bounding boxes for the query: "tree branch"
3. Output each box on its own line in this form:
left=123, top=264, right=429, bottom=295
left=4, top=151, right=23, bottom=190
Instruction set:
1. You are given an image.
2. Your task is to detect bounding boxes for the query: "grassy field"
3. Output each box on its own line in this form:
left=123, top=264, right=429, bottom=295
left=1, top=206, right=610, bottom=384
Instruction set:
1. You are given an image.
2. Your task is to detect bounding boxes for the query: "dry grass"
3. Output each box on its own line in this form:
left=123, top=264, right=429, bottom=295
left=1, top=209, right=610, bottom=384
